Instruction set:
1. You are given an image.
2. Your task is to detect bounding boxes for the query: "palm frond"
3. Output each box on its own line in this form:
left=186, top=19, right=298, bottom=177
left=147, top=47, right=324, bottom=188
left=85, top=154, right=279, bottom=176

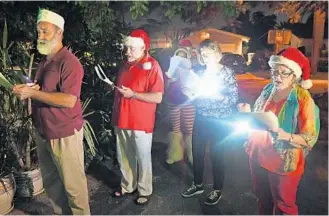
left=82, top=97, right=92, bottom=113
left=83, top=120, right=98, bottom=156
left=0, top=71, right=13, bottom=90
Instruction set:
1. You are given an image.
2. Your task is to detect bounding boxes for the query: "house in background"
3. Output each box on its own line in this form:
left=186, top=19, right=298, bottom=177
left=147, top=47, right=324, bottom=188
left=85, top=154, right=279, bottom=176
left=277, top=32, right=328, bottom=57
left=150, top=28, right=250, bottom=56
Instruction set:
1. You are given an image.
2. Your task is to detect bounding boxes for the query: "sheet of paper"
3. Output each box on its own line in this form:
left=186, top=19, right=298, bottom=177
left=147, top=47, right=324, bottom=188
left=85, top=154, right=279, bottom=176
left=246, top=111, right=279, bottom=130
left=166, top=56, right=191, bottom=79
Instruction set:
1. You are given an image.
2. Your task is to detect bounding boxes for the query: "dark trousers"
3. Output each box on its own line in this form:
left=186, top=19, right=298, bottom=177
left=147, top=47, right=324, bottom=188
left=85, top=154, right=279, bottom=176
left=192, top=115, right=230, bottom=190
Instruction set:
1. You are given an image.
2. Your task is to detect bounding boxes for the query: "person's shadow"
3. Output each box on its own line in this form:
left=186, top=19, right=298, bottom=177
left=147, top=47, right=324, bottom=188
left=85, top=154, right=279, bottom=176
left=199, top=198, right=222, bottom=215
left=86, top=158, right=121, bottom=189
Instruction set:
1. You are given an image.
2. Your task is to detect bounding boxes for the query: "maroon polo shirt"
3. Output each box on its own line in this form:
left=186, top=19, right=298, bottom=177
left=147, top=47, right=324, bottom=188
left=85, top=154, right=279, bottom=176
left=32, top=47, right=84, bottom=139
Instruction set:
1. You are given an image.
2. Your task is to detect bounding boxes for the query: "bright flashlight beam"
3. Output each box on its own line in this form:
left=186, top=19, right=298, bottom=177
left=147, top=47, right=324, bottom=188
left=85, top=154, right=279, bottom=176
left=232, top=121, right=254, bottom=135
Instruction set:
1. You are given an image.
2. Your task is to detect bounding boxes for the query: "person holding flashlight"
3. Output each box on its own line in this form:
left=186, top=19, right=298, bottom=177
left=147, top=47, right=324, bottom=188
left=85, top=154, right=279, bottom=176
left=238, top=47, right=320, bottom=215
left=181, top=39, right=238, bottom=205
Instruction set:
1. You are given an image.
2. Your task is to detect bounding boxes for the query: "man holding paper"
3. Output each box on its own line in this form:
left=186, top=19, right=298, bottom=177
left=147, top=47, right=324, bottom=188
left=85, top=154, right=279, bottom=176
left=12, top=9, right=90, bottom=215
left=111, top=29, right=164, bottom=205
left=238, top=47, right=320, bottom=215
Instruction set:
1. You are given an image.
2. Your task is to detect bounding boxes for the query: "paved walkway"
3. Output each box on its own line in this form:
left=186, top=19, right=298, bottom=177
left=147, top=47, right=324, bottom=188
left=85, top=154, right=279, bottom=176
left=10, top=127, right=328, bottom=215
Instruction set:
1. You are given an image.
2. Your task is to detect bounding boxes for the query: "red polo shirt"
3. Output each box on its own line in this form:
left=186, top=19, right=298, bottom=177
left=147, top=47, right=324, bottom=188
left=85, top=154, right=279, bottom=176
left=32, top=47, right=84, bottom=139
left=112, top=55, right=164, bottom=133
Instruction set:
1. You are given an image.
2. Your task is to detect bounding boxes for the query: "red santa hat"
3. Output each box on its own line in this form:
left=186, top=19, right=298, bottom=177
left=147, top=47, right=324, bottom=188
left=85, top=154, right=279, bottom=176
left=268, top=47, right=312, bottom=89
left=179, top=39, right=193, bottom=48
left=175, top=39, right=193, bottom=59
left=124, top=29, right=151, bottom=51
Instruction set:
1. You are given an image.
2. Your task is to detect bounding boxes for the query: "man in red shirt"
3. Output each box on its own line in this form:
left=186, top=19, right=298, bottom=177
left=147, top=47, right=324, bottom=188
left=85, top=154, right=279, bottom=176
left=12, top=9, right=90, bottom=215
left=112, top=29, right=164, bottom=205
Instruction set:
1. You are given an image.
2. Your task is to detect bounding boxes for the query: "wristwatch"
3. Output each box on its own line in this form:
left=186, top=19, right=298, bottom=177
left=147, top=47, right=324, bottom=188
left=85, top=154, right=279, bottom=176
left=132, top=91, right=136, bottom=98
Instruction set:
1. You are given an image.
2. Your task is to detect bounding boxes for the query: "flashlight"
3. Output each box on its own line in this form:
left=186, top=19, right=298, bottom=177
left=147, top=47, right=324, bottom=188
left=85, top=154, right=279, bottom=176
left=233, top=121, right=253, bottom=134
left=23, top=75, right=35, bottom=87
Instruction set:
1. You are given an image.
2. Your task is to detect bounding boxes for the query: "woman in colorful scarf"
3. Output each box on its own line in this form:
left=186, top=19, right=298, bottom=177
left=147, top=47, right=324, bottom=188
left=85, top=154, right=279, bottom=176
left=238, top=47, right=320, bottom=215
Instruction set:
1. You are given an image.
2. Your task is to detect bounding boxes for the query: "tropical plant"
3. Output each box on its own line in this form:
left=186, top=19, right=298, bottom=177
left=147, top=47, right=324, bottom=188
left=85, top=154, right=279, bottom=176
left=0, top=116, right=16, bottom=178
left=0, top=21, right=38, bottom=172
left=82, top=97, right=98, bottom=158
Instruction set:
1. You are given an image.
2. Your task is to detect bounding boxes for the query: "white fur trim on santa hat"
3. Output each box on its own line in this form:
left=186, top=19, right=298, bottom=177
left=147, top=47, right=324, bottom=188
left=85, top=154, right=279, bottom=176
left=301, top=79, right=313, bottom=89
left=143, top=62, right=152, bottom=70
left=268, top=55, right=302, bottom=78
left=124, top=36, right=145, bottom=47
left=37, top=9, right=65, bottom=30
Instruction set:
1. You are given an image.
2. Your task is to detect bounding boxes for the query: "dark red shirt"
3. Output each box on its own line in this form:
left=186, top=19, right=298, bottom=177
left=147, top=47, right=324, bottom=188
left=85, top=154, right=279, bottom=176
left=32, top=47, right=84, bottom=139
left=112, top=55, right=164, bottom=133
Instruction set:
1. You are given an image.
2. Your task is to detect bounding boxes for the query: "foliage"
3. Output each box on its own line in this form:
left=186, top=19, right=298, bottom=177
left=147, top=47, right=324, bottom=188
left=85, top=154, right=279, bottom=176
left=0, top=21, right=38, bottom=172
left=272, top=1, right=328, bottom=23
left=82, top=97, right=98, bottom=157
left=159, top=1, right=242, bottom=25
left=248, top=50, right=271, bottom=72
left=317, top=59, right=328, bottom=72
left=0, top=116, right=17, bottom=177
left=220, top=53, right=247, bottom=74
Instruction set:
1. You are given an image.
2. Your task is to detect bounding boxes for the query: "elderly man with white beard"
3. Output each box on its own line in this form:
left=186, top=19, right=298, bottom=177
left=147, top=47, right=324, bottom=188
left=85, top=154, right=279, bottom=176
left=111, top=29, right=164, bottom=205
left=12, top=9, right=90, bottom=215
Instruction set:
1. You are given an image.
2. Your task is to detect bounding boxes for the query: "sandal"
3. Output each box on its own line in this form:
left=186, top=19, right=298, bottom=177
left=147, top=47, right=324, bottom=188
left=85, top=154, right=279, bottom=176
left=135, top=195, right=150, bottom=205
left=112, top=189, right=137, bottom=198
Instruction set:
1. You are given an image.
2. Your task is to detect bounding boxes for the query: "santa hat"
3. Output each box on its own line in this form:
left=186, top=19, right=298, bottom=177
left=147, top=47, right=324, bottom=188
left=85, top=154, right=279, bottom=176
left=37, top=8, right=65, bottom=30
left=179, top=39, right=193, bottom=48
left=268, top=47, right=312, bottom=89
left=124, top=29, right=152, bottom=70
left=124, top=29, right=150, bottom=51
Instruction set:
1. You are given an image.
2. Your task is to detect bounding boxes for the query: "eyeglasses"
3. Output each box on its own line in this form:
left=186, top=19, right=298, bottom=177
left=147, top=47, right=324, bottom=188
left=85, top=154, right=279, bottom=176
left=270, top=69, right=294, bottom=78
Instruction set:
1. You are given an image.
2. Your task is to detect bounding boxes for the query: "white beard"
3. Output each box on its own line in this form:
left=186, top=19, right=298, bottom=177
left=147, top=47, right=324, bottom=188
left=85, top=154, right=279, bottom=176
left=37, top=36, right=59, bottom=55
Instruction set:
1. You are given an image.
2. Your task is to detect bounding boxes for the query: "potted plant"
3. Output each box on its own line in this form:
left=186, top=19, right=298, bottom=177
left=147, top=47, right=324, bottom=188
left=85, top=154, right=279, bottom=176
left=0, top=20, right=44, bottom=198
left=0, top=116, right=16, bottom=215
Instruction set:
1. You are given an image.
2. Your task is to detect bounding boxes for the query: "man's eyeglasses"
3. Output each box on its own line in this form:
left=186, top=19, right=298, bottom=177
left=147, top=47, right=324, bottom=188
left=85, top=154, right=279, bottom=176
left=270, top=69, right=294, bottom=78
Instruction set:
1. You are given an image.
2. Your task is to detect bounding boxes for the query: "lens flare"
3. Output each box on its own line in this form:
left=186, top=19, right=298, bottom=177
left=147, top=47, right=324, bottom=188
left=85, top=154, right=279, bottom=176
left=234, top=121, right=253, bottom=134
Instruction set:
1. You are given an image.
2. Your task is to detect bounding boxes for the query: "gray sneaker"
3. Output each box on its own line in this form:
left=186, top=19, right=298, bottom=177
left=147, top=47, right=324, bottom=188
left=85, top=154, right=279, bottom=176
left=182, top=183, right=204, bottom=198
left=204, top=190, right=222, bottom=205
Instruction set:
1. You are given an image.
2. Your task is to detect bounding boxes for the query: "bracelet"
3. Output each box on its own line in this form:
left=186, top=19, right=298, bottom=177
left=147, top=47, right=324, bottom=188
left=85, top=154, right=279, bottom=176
left=288, top=134, right=293, bottom=143
left=132, top=91, right=136, bottom=98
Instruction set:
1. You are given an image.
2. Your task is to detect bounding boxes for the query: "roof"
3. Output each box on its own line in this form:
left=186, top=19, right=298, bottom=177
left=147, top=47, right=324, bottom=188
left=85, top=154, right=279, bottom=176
left=150, top=27, right=251, bottom=42
left=191, top=28, right=251, bottom=42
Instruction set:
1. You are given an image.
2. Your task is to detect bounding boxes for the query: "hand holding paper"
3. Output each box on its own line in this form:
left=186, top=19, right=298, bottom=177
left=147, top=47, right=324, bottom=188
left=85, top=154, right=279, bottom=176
left=12, top=83, right=39, bottom=100
left=247, top=111, right=279, bottom=131
left=166, top=55, right=192, bottom=79
left=269, top=127, right=291, bottom=141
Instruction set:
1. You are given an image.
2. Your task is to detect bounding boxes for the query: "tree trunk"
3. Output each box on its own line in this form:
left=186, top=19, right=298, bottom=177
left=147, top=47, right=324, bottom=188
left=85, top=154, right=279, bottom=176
left=311, top=9, right=326, bottom=74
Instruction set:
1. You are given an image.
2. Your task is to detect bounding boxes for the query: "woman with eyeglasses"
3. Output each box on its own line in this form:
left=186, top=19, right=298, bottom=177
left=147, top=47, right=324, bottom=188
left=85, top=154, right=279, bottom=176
left=238, top=47, right=320, bottom=215
left=181, top=39, right=238, bottom=205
